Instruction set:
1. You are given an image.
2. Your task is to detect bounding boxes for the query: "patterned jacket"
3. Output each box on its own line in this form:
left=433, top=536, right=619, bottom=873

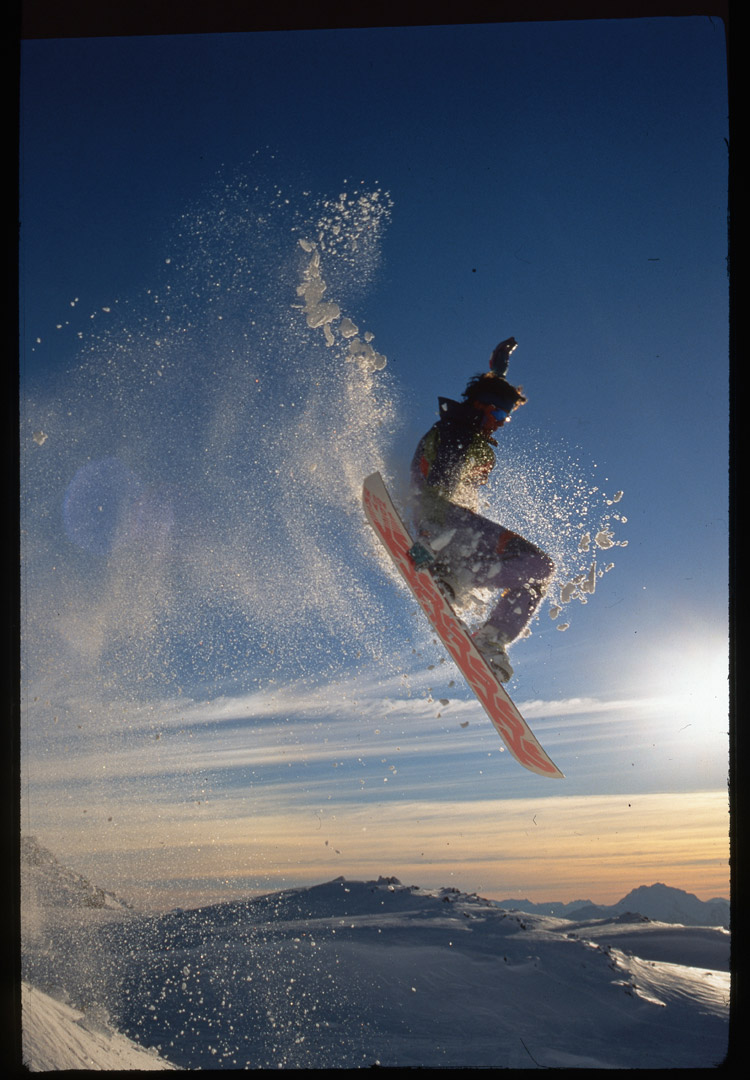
left=410, top=397, right=496, bottom=521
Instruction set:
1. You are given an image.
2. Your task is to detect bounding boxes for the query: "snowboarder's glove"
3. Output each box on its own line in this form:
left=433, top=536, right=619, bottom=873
left=409, top=542, right=436, bottom=569
left=489, top=337, right=518, bottom=376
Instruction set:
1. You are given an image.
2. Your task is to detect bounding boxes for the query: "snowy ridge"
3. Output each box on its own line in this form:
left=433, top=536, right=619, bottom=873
left=21, top=835, right=133, bottom=914
left=20, top=844, right=729, bottom=1069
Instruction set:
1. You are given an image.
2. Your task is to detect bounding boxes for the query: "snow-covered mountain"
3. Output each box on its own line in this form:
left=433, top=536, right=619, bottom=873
left=21, top=835, right=133, bottom=914
left=19, top=840, right=731, bottom=1070
left=496, top=881, right=730, bottom=928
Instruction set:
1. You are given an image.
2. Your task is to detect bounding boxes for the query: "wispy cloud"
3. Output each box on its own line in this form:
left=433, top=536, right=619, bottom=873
left=23, top=659, right=725, bottom=795
left=22, top=661, right=729, bottom=911
left=519, top=695, right=656, bottom=718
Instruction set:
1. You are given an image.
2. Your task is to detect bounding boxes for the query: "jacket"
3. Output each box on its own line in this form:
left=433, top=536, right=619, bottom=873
left=410, top=397, right=496, bottom=519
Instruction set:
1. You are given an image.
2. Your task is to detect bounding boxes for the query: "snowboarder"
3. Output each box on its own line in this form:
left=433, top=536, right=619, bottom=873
left=409, top=338, right=554, bottom=682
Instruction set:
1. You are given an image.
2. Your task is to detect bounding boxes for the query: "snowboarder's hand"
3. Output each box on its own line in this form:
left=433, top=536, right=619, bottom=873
left=489, top=337, right=518, bottom=376
left=409, top=542, right=435, bottom=569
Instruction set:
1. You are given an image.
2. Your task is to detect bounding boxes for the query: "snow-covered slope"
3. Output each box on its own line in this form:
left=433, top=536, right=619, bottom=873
left=20, top=838, right=176, bottom=1071
left=22, top=983, right=176, bottom=1071
left=20, top=842, right=730, bottom=1070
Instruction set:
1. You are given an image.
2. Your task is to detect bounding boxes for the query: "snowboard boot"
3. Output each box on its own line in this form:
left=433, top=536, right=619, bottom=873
left=431, top=561, right=466, bottom=606
left=472, top=625, right=514, bottom=683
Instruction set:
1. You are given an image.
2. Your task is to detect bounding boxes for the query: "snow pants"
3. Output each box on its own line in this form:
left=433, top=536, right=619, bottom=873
left=414, top=499, right=555, bottom=645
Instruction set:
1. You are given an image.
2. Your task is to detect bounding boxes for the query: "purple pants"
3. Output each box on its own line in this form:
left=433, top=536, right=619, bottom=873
left=414, top=500, right=555, bottom=644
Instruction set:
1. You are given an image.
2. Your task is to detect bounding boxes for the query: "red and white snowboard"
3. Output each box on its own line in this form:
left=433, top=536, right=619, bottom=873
left=362, top=472, right=563, bottom=778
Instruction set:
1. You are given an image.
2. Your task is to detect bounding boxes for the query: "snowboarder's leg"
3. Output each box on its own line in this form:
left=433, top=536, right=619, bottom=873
left=413, top=504, right=497, bottom=605
left=482, top=531, right=555, bottom=644
left=413, top=503, right=553, bottom=634
left=412, top=509, right=553, bottom=681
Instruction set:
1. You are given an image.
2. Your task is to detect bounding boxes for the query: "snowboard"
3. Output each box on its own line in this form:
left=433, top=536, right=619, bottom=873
left=362, top=472, right=564, bottom=778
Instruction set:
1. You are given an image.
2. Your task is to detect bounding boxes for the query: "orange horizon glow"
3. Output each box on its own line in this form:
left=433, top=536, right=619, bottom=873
left=30, top=789, right=729, bottom=914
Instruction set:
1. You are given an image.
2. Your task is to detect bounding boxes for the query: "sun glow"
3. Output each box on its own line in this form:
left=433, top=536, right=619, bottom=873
left=646, top=638, right=729, bottom=742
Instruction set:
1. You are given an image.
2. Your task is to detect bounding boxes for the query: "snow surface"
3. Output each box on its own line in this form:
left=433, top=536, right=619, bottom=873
left=22, top=983, right=176, bottom=1071
left=21, top=842, right=730, bottom=1070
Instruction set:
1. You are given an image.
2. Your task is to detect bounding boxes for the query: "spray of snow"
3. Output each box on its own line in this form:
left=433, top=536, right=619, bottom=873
left=467, top=433, right=627, bottom=635
left=22, top=175, right=402, bottom=713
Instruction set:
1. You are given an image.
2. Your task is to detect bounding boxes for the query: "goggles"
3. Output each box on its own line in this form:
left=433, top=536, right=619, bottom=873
left=476, top=396, right=513, bottom=423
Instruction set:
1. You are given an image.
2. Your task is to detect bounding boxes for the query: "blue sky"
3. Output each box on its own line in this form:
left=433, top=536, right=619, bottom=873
left=19, top=18, right=730, bottom=908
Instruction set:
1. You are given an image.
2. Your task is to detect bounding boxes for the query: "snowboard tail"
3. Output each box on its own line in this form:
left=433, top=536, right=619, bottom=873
left=362, top=472, right=563, bottom=778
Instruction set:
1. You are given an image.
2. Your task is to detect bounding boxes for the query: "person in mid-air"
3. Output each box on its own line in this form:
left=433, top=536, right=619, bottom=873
left=409, top=338, right=554, bottom=682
